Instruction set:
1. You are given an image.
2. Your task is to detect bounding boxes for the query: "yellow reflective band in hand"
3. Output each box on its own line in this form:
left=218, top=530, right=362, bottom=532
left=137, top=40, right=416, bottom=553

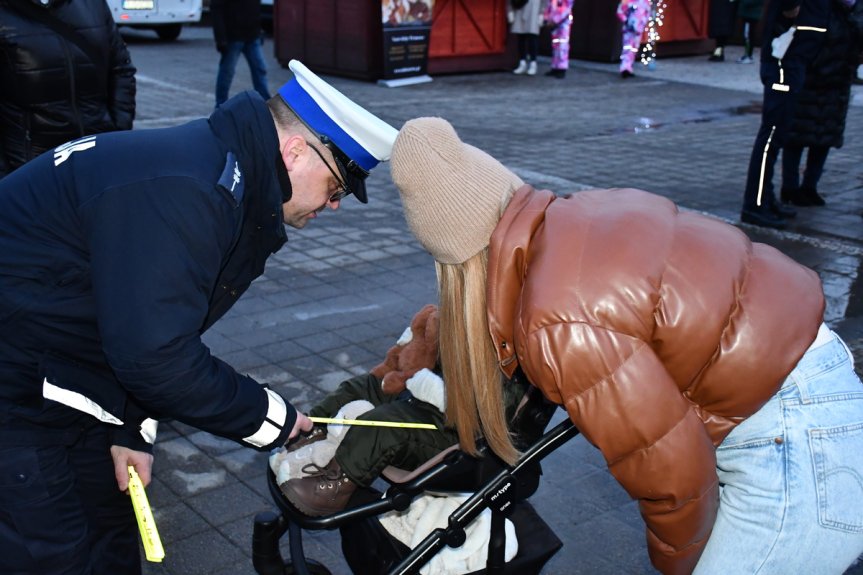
left=309, top=416, right=437, bottom=429
left=128, top=466, right=165, bottom=562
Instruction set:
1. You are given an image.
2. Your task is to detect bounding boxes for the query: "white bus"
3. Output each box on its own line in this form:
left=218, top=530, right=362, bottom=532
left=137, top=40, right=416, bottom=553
left=107, top=0, right=203, bottom=41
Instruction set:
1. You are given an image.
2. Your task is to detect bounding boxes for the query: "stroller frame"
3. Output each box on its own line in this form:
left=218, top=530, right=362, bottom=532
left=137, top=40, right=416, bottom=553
left=252, top=411, right=579, bottom=575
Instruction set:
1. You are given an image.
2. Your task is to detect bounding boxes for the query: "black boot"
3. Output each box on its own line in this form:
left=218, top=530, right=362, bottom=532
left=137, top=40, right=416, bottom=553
left=771, top=201, right=797, bottom=219
left=741, top=207, right=786, bottom=230
left=797, top=187, right=826, bottom=206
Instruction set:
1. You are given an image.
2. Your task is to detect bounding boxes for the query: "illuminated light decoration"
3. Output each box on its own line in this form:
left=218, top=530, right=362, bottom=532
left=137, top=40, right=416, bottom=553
left=640, top=0, right=666, bottom=66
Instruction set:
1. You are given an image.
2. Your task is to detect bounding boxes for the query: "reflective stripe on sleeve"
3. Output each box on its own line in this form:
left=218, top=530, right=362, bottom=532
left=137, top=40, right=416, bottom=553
left=140, top=418, right=159, bottom=444
left=243, top=389, right=288, bottom=448
left=42, top=379, right=124, bottom=425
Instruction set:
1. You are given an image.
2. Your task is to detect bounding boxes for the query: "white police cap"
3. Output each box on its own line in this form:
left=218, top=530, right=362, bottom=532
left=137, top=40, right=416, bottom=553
left=278, top=60, right=398, bottom=203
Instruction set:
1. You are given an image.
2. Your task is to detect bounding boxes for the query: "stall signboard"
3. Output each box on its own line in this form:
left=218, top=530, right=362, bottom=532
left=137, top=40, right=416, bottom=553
left=381, top=0, right=435, bottom=85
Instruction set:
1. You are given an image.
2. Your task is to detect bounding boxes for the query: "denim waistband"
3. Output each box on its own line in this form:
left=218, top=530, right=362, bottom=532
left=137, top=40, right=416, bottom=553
left=781, top=326, right=860, bottom=401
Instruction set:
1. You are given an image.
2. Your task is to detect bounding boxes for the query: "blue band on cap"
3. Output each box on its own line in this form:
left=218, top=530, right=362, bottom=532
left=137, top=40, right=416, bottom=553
left=278, top=80, right=378, bottom=172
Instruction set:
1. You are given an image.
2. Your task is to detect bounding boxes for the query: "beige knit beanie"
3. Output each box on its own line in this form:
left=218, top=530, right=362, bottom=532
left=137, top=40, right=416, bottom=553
left=391, top=117, right=524, bottom=265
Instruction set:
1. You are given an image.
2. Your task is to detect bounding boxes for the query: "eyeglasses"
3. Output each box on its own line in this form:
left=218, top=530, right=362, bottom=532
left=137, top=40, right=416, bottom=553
left=306, top=141, right=351, bottom=203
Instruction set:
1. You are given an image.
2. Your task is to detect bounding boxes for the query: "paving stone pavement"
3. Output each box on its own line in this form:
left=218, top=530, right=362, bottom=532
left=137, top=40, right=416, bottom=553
left=120, top=24, right=863, bottom=575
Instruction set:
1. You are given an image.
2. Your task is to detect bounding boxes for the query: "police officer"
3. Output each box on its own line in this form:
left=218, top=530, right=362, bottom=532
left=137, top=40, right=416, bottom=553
left=0, top=60, right=397, bottom=574
left=740, top=0, right=830, bottom=229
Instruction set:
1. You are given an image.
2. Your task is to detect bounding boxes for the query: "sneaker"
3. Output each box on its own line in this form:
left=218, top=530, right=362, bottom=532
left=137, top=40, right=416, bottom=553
left=527, top=60, right=537, bottom=76
left=545, top=68, right=566, bottom=79
left=708, top=47, right=724, bottom=62
left=621, top=70, right=634, bottom=79
left=513, top=60, right=527, bottom=74
left=738, top=55, right=754, bottom=64
left=284, top=425, right=326, bottom=453
left=281, top=460, right=357, bottom=517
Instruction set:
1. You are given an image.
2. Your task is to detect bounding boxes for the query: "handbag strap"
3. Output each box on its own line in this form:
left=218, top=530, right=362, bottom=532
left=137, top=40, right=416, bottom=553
left=8, top=1, right=108, bottom=76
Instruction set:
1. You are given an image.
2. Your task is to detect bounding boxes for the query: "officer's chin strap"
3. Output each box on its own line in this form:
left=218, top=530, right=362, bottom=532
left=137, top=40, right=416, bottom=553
left=276, top=152, right=292, bottom=203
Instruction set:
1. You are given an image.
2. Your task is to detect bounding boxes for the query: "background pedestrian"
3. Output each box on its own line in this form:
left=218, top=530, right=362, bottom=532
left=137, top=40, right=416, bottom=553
left=211, top=0, right=270, bottom=107
left=543, top=0, right=574, bottom=78
left=782, top=0, right=863, bottom=206
left=0, top=0, right=136, bottom=179
left=509, top=0, right=547, bottom=76
left=617, top=0, right=652, bottom=77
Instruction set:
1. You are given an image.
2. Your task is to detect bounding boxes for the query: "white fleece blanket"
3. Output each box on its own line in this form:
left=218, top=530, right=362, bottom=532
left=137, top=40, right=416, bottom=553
left=379, top=493, right=518, bottom=575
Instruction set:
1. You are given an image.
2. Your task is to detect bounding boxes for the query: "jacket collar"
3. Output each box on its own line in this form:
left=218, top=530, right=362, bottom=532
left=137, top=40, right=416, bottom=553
left=487, top=186, right=556, bottom=377
left=208, top=91, right=287, bottom=248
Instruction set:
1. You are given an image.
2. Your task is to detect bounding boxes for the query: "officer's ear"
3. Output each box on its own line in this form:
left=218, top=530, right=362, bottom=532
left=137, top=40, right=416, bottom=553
left=280, top=135, right=308, bottom=172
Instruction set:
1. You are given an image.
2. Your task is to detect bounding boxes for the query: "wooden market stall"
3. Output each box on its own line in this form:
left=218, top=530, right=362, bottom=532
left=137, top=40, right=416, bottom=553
left=273, top=0, right=712, bottom=79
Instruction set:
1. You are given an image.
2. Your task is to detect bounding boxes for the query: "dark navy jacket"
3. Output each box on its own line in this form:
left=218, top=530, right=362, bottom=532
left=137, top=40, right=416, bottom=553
left=0, top=92, right=296, bottom=451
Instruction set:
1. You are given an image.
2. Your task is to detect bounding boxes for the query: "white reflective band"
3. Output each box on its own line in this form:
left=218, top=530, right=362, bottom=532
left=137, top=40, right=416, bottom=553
left=243, top=420, right=281, bottom=448
left=140, top=418, right=159, bottom=444
left=771, top=83, right=790, bottom=92
left=796, top=26, right=827, bottom=32
left=242, top=389, right=287, bottom=448
left=264, top=388, right=288, bottom=424
left=42, top=379, right=124, bottom=425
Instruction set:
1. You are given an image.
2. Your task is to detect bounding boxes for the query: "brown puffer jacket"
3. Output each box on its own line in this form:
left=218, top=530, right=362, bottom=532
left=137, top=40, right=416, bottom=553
left=486, top=186, right=824, bottom=574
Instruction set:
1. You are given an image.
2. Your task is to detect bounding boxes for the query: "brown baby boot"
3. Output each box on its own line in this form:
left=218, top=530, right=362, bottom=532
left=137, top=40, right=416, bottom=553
left=281, top=459, right=357, bottom=516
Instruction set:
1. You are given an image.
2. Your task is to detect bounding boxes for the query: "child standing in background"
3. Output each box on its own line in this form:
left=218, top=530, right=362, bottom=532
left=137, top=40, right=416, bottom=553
left=543, top=0, right=575, bottom=78
left=617, top=0, right=652, bottom=78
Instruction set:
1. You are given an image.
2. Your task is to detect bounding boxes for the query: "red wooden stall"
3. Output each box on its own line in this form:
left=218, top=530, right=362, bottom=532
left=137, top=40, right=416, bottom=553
left=273, top=0, right=711, bottom=78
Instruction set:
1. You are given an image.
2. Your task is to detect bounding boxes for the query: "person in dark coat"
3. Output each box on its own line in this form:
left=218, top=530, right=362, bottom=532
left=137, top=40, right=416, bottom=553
left=211, top=0, right=270, bottom=107
left=781, top=0, right=863, bottom=206
left=0, top=0, right=136, bottom=179
left=0, top=60, right=397, bottom=574
left=739, top=0, right=831, bottom=229
left=708, top=0, right=739, bottom=61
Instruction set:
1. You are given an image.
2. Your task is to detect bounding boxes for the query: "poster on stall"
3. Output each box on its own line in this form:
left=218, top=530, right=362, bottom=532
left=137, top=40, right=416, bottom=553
left=380, top=0, right=434, bottom=87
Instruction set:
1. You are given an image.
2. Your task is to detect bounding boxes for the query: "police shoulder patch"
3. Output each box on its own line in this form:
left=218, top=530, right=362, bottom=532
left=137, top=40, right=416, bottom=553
left=217, top=152, right=244, bottom=205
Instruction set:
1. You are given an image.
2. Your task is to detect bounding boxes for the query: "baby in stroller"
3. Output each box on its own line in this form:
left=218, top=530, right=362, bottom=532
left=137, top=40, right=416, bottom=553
left=270, top=304, right=462, bottom=516
left=261, top=304, right=564, bottom=575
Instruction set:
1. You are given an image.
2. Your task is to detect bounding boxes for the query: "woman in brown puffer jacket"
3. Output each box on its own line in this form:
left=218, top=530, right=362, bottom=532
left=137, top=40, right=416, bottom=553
left=0, top=0, right=136, bottom=178
left=391, top=116, right=863, bottom=575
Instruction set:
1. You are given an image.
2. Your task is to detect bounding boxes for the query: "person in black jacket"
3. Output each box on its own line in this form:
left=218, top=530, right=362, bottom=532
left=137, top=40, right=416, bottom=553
left=0, top=60, right=397, bottom=575
left=0, top=0, right=136, bottom=179
left=212, top=0, right=270, bottom=107
left=739, top=0, right=831, bottom=229
left=781, top=0, right=863, bottom=206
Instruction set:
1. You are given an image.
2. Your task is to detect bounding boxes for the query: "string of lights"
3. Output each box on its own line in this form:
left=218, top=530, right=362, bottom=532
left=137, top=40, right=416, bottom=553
left=640, top=0, right=666, bottom=65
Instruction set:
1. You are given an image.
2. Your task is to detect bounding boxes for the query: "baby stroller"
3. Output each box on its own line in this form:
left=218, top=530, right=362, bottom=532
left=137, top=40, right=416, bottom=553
left=251, top=374, right=580, bottom=575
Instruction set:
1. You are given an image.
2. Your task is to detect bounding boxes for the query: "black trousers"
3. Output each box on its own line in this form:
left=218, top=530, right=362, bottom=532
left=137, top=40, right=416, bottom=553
left=742, top=32, right=825, bottom=211
left=0, top=424, right=140, bottom=575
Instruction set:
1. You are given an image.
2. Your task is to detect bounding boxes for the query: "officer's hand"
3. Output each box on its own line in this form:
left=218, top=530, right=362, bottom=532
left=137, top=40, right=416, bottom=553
left=289, top=412, right=314, bottom=440
left=110, top=445, right=154, bottom=491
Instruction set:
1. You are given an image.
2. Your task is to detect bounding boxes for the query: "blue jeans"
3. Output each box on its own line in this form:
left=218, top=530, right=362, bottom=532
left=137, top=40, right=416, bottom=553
left=215, top=38, right=271, bottom=107
left=694, top=329, right=863, bottom=574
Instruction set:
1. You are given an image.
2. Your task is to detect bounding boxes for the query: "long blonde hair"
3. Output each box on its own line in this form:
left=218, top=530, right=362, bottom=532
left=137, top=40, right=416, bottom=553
left=436, top=249, right=519, bottom=465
